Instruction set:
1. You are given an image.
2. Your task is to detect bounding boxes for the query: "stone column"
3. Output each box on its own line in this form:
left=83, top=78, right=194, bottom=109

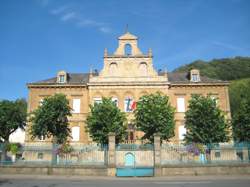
left=108, top=133, right=116, bottom=176
left=154, top=134, right=162, bottom=177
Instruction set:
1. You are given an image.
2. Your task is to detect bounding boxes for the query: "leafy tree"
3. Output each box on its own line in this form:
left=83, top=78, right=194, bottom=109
left=86, top=97, right=127, bottom=145
left=229, top=78, right=250, bottom=116
left=0, top=99, right=27, bottom=161
left=184, top=94, right=230, bottom=144
left=134, top=92, right=175, bottom=143
left=30, top=94, right=71, bottom=144
left=232, top=98, right=250, bottom=142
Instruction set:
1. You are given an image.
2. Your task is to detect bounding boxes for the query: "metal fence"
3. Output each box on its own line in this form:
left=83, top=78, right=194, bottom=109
left=1, top=142, right=249, bottom=166
left=0, top=143, right=108, bottom=166
left=161, top=143, right=250, bottom=165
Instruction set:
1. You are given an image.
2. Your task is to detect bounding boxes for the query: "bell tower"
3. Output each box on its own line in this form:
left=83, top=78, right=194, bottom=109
left=89, top=30, right=168, bottom=83
left=113, top=31, right=142, bottom=56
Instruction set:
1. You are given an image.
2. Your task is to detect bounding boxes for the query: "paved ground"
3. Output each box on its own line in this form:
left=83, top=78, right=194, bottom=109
left=0, top=175, right=249, bottom=187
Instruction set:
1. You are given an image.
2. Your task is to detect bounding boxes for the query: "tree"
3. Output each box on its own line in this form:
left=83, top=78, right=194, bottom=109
left=184, top=94, right=230, bottom=144
left=134, top=92, right=175, bottom=143
left=0, top=99, right=27, bottom=161
left=86, top=97, right=127, bottom=144
left=0, top=99, right=27, bottom=142
left=30, top=94, right=71, bottom=144
left=232, top=98, right=250, bottom=142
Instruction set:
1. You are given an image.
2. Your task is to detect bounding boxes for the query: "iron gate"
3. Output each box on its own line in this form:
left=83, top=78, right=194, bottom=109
left=115, top=144, right=154, bottom=177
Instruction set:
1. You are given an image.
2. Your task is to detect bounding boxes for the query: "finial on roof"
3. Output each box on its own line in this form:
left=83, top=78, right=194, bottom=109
left=125, top=24, right=129, bottom=33
left=149, top=48, right=152, bottom=56
left=104, top=48, right=108, bottom=57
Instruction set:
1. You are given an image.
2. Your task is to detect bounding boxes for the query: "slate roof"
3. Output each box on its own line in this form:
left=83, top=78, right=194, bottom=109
left=167, top=72, right=225, bottom=83
left=29, top=73, right=89, bottom=85
left=28, top=72, right=227, bottom=85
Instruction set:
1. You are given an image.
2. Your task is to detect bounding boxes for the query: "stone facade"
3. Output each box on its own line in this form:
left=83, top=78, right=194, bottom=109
left=25, top=31, right=231, bottom=144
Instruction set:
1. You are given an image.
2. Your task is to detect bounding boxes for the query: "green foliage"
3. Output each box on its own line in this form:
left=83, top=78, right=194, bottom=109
left=232, top=98, right=250, bottom=142
left=57, top=142, right=74, bottom=156
left=0, top=99, right=27, bottom=142
left=6, top=143, right=21, bottom=155
left=229, top=78, right=250, bottom=116
left=134, top=92, right=175, bottom=143
left=85, top=97, right=127, bottom=144
left=30, top=94, right=72, bottom=144
left=184, top=95, right=230, bottom=144
left=174, top=57, right=250, bottom=81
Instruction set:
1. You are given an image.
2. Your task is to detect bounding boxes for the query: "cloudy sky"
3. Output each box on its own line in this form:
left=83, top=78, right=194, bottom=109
left=0, top=0, right=249, bottom=100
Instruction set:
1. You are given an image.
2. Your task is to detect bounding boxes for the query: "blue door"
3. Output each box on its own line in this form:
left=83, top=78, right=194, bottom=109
left=125, top=153, right=135, bottom=166
left=116, top=151, right=154, bottom=177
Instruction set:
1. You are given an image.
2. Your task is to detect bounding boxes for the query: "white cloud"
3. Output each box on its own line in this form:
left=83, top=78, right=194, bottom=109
left=50, top=6, right=68, bottom=15
left=61, top=12, right=76, bottom=22
left=99, top=27, right=112, bottom=33
left=49, top=5, right=112, bottom=34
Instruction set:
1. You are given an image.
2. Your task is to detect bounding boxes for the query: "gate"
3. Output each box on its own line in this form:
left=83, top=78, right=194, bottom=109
left=115, top=144, right=154, bottom=177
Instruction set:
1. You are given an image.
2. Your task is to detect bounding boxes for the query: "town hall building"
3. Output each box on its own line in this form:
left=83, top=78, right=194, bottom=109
left=25, top=31, right=231, bottom=144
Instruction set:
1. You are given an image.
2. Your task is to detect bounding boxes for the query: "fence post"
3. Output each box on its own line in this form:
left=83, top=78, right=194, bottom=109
left=108, top=133, right=116, bottom=176
left=154, top=134, right=162, bottom=177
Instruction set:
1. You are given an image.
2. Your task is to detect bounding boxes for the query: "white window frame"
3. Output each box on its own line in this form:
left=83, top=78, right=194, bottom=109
left=71, top=126, right=80, bottom=142
left=72, top=99, right=81, bottom=113
left=39, top=98, right=44, bottom=106
left=210, top=95, right=218, bottom=105
left=59, top=75, right=65, bottom=83
left=93, top=97, right=102, bottom=104
left=178, top=125, right=187, bottom=140
left=177, top=97, right=185, bottom=112
left=191, top=74, right=199, bottom=82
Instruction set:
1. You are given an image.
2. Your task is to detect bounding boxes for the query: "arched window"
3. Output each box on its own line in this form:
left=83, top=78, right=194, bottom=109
left=139, top=62, right=148, bottom=76
left=109, top=62, right=118, bottom=76
left=125, top=44, right=132, bottom=56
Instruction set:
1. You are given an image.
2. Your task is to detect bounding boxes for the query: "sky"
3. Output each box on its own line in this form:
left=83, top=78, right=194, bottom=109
left=0, top=0, right=250, bottom=100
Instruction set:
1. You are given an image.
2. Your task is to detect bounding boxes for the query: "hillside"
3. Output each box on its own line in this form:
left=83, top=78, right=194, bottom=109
left=173, top=56, right=250, bottom=116
left=173, top=57, right=250, bottom=81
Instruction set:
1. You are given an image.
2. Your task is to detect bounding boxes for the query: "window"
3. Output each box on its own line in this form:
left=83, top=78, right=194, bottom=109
left=39, top=99, right=44, bottom=106
left=210, top=95, right=218, bottom=105
left=109, top=62, right=118, bottom=76
left=59, top=75, right=65, bottom=83
left=191, top=74, right=199, bottom=82
left=124, top=98, right=136, bottom=112
left=71, top=126, right=80, bottom=141
left=112, top=97, right=118, bottom=107
left=93, top=97, right=102, bottom=104
left=72, top=99, right=80, bottom=113
left=177, top=98, right=185, bottom=112
left=125, top=44, right=132, bottom=56
left=178, top=125, right=186, bottom=140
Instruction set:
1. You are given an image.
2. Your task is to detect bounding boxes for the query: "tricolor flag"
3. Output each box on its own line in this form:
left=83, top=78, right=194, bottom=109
left=125, top=98, right=136, bottom=112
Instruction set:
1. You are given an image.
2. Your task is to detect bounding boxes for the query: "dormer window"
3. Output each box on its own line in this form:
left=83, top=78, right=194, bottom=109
left=191, top=74, right=199, bottom=82
left=59, top=75, right=65, bottom=83
left=57, top=70, right=67, bottom=83
left=190, top=69, right=200, bottom=82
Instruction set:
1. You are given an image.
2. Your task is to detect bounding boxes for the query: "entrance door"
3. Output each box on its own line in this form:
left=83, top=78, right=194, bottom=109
left=116, top=144, right=154, bottom=177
